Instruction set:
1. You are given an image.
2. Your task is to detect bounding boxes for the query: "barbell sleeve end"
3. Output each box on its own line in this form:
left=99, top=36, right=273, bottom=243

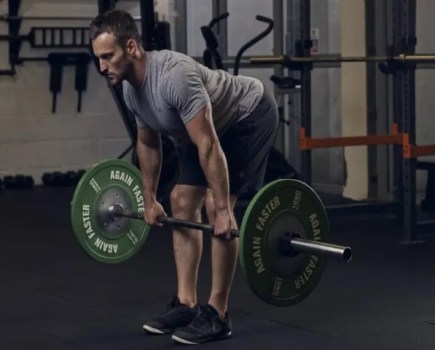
left=288, top=237, right=353, bottom=262
left=342, top=247, right=353, bottom=262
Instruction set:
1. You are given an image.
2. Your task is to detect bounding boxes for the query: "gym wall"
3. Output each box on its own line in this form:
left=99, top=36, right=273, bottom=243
left=1, top=0, right=435, bottom=199
left=0, top=0, right=133, bottom=184
left=185, top=0, right=346, bottom=193
left=185, top=0, right=275, bottom=95
left=416, top=0, right=435, bottom=172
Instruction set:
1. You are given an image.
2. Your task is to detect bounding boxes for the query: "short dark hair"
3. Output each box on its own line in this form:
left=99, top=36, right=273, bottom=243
left=89, top=9, right=142, bottom=48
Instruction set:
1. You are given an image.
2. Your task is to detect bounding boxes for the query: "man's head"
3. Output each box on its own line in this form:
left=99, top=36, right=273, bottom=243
left=89, top=9, right=143, bottom=85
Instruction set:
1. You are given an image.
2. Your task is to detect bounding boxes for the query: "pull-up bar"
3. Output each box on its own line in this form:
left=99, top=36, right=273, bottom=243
left=0, top=14, right=142, bottom=21
left=250, top=54, right=435, bottom=65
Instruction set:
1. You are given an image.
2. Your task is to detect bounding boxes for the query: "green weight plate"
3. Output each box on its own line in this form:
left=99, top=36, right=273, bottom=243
left=71, top=159, right=149, bottom=264
left=239, top=179, right=329, bottom=306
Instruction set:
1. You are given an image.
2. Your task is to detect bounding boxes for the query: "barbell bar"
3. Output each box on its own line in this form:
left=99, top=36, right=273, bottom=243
left=0, top=14, right=141, bottom=21
left=107, top=203, right=351, bottom=262
left=250, top=54, right=435, bottom=65
left=71, top=159, right=352, bottom=306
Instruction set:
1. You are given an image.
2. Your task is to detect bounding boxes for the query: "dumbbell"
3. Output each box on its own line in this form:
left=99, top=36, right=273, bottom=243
left=42, top=171, right=66, bottom=187
left=42, top=170, right=87, bottom=187
left=3, top=175, right=34, bottom=189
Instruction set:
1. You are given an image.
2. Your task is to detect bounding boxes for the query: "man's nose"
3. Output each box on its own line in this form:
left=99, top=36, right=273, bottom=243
left=99, top=59, right=108, bottom=74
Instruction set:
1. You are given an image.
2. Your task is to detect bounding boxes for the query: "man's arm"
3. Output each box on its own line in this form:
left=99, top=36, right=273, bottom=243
left=136, top=127, right=162, bottom=204
left=185, top=104, right=231, bottom=213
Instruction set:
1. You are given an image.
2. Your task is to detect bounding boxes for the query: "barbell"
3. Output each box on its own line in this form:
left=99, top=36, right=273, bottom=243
left=250, top=54, right=435, bottom=66
left=0, top=14, right=142, bottom=21
left=70, top=159, right=352, bottom=307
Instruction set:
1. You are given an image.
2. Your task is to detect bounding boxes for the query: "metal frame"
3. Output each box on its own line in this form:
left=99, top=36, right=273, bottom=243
left=283, top=0, right=400, bottom=217
left=139, top=0, right=156, bottom=50
left=365, top=0, right=380, bottom=199
left=285, top=0, right=303, bottom=174
left=390, top=0, right=418, bottom=243
left=374, top=0, right=394, bottom=202
left=392, top=0, right=435, bottom=241
left=272, top=0, right=287, bottom=156
left=298, top=0, right=312, bottom=184
left=287, top=0, right=435, bottom=239
left=212, top=0, right=228, bottom=60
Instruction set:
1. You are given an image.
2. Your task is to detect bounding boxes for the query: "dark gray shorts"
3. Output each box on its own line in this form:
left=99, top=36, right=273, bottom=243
left=176, top=85, right=279, bottom=195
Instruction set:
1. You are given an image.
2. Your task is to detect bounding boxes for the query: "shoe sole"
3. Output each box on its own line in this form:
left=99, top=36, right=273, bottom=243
left=171, top=335, right=198, bottom=345
left=172, top=331, right=232, bottom=345
left=143, top=325, right=167, bottom=334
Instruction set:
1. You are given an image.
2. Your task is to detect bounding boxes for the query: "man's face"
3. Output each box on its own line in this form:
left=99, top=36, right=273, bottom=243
left=92, top=32, right=131, bottom=85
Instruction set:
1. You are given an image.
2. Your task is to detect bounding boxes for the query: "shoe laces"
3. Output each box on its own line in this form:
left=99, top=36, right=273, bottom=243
left=166, top=296, right=181, bottom=311
left=192, top=305, right=215, bottom=328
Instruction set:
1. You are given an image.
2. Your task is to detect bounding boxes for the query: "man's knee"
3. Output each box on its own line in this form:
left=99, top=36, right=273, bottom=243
left=170, top=185, right=205, bottom=218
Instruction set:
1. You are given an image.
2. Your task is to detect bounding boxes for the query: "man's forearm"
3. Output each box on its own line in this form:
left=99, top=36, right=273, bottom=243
left=198, top=140, right=230, bottom=211
left=136, top=138, right=162, bottom=203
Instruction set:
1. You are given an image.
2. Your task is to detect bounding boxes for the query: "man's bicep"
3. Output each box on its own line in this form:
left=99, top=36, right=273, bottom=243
left=137, top=126, right=160, bottom=148
left=185, top=104, right=218, bottom=147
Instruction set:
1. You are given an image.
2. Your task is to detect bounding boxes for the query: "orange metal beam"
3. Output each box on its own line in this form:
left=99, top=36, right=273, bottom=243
left=299, top=123, right=435, bottom=158
left=300, top=124, right=402, bottom=150
left=402, top=133, right=435, bottom=158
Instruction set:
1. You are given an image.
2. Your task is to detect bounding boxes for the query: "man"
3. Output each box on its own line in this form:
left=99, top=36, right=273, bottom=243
left=90, top=9, right=278, bottom=345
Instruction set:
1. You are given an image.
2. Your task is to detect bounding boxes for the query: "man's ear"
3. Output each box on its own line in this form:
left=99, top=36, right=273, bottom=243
left=126, top=39, right=137, bottom=56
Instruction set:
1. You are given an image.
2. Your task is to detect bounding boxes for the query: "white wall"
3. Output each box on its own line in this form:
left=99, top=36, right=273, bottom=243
left=310, top=0, right=343, bottom=191
left=0, top=1, right=131, bottom=183
left=416, top=0, right=435, bottom=165
left=3, top=0, right=435, bottom=196
left=227, top=0, right=275, bottom=93
left=185, top=0, right=275, bottom=96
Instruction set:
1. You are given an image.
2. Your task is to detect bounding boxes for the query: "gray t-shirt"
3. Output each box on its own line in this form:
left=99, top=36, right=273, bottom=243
left=122, top=50, right=264, bottom=142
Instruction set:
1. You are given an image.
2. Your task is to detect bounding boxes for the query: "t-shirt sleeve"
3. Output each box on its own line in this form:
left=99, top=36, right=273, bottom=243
left=162, top=63, right=210, bottom=124
left=122, top=83, right=148, bottom=129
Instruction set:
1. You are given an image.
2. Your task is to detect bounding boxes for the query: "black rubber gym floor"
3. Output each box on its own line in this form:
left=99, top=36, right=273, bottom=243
left=2, top=186, right=435, bottom=349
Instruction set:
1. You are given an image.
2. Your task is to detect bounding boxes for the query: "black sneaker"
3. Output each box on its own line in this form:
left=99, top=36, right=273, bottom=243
left=172, top=304, right=232, bottom=344
left=143, top=296, right=197, bottom=335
